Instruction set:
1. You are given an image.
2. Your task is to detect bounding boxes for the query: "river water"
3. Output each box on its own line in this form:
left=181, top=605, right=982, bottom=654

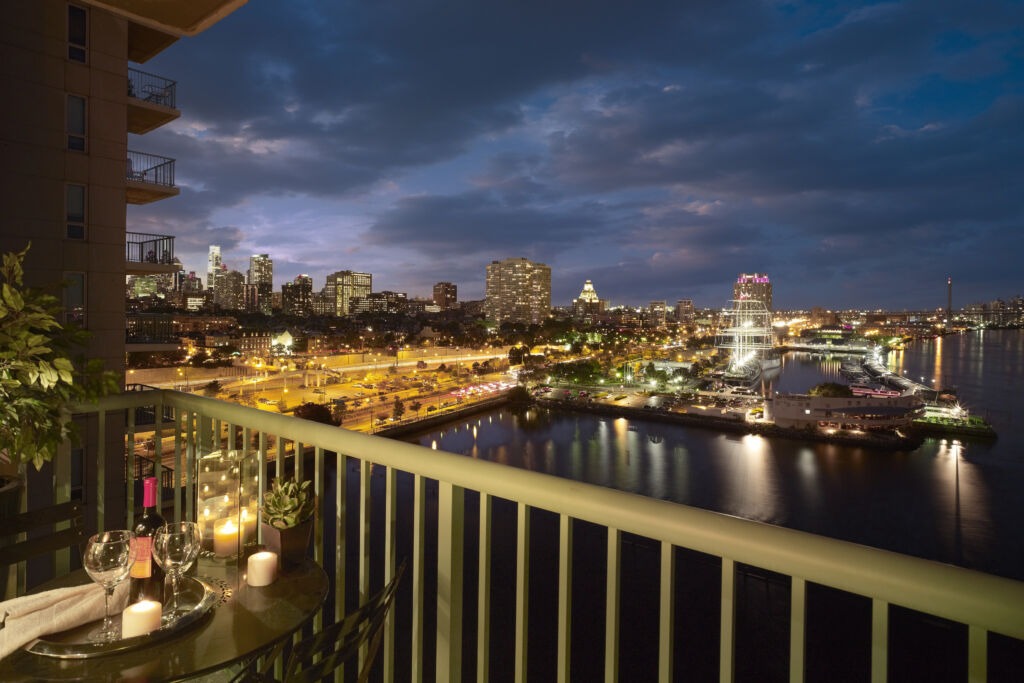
left=405, top=329, right=1024, bottom=582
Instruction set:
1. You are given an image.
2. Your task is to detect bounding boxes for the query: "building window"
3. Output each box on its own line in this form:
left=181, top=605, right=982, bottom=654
left=68, top=5, right=87, bottom=62
left=67, top=95, right=86, bottom=151
left=64, top=272, right=86, bottom=326
left=66, top=184, right=86, bottom=239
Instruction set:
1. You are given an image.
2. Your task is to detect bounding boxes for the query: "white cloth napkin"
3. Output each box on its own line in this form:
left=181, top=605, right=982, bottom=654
left=0, top=581, right=129, bottom=659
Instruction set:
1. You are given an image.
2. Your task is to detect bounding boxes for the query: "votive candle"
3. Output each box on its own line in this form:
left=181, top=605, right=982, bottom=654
left=213, top=518, right=239, bottom=557
left=121, top=600, right=162, bottom=638
left=246, top=551, right=278, bottom=587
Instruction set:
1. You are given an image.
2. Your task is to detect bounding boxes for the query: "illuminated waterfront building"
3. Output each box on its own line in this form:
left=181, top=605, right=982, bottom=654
left=485, top=257, right=551, bottom=325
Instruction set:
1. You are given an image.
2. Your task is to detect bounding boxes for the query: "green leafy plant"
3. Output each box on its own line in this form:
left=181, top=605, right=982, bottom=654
left=0, top=246, right=118, bottom=470
left=262, top=478, right=315, bottom=529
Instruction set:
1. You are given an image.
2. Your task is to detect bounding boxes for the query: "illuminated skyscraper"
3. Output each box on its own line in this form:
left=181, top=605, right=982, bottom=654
left=207, top=245, right=222, bottom=292
left=676, top=299, right=695, bottom=323
left=734, top=273, right=773, bottom=310
left=248, top=254, right=273, bottom=314
left=282, top=275, right=313, bottom=317
left=433, top=282, right=457, bottom=310
left=573, top=280, right=604, bottom=321
left=325, top=270, right=372, bottom=316
left=485, top=257, right=551, bottom=325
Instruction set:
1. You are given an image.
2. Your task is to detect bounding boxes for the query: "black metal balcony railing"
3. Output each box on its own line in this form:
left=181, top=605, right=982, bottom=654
left=127, top=67, right=177, bottom=109
left=126, top=231, right=174, bottom=265
left=126, top=151, right=176, bottom=187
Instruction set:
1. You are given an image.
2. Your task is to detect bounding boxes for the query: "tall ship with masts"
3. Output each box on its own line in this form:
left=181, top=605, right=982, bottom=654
left=716, top=298, right=778, bottom=385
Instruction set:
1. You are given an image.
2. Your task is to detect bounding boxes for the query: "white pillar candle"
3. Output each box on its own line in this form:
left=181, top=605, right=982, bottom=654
left=213, top=518, right=239, bottom=556
left=246, top=551, right=278, bottom=587
left=121, top=600, right=162, bottom=638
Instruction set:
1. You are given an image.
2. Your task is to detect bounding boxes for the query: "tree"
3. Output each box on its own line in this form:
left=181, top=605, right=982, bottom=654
left=293, top=402, right=335, bottom=425
left=0, top=246, right=118, bottom=469
left=331, top=398, right=347, bottom=424
left=392, top=396, right=405, bottom=421
left=409, top=400, right=422, bottom=417
left=202, top=380, right=222, bottom=397
left=808, top=382, right=854, bottom=398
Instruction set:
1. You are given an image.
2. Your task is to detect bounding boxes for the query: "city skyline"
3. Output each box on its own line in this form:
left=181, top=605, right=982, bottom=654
left=128, top=1, right=1023, bottom=309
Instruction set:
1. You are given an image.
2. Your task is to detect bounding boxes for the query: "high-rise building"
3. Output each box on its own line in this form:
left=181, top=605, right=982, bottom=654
left=282, top=275, right=313, bottom=317
left=214, top=270, right=245, bottom=310
left=248, top=254, right=273, bottom=314
left=676, top=299, right=695, bottom=323
left=433, top=282, right=457, bottom=310
left=734, top=273, right=773, bottom=310
left=207, top=246, right=222, bottom=292
left=1, top=0, right=246, bottom=524
left=484, top=257, right=551, bottom=325
left=325, top=270, right=372, bottom=316
left=648, top=301, right=667, bottom=328
left=573, top=280, right=604, bottom=321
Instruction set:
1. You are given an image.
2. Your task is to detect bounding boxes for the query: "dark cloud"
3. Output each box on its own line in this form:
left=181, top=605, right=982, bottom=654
left=129, top=0, right=1023, bottom=309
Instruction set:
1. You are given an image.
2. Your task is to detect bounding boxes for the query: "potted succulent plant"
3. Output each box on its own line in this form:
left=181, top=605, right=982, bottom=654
left=260, top=477, right=315, bottom=567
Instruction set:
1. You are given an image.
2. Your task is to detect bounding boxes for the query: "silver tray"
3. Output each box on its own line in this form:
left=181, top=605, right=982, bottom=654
left=25, top=576, right=220, bottom=659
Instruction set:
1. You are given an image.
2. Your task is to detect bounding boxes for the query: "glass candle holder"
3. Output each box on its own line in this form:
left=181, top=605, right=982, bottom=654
left=196, top=449, right=259, bottom=559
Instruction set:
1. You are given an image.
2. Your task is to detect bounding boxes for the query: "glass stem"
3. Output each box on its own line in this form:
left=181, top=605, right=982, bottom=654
left=169, top=572, right=180, bottom=612
left=103, top=587, right=114, bottom=633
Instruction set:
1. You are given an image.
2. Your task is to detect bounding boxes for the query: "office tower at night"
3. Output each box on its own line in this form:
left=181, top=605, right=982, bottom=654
left=676, top=299, right=695, bottom=323
left=214, top=270, right=245, bottom=310
left=485, top=257, right=551, bottom=325
left=734, top=273, right=773, bottom=310
left=248, top=254, right=273, bottom=314
left=325, top=270, right=372, bottom=316
left=648, top=301, right=668, bottom=328
left=433, top=282, right=457, bottom=310
left=282, top=275, right=313, bottom=317
left=207, top=245, right=222, bottom=292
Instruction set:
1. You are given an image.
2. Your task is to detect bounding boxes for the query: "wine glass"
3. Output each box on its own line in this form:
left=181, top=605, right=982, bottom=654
left=82, top=530, right=135, bottom=641
left=153, top=521, right=202, bottom=619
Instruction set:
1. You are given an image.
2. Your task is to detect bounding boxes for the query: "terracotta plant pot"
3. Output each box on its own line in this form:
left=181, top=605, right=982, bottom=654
left=260, top=518, right=313, bottom=569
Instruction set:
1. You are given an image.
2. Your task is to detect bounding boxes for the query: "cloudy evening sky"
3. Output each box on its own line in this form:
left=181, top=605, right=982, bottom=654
left=129, top=0, right=1024, bottom=311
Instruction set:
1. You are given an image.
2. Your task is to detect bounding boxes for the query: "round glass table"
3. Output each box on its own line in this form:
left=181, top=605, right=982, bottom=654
left=0, top=556, right=328, bottom=682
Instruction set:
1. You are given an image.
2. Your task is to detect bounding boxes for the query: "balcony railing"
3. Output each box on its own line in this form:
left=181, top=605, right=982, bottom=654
left=10, top=390, right=1024, bottom=681
left=127, top=68, right=177, bottom=109
left=126, top=151, right=176, bottom=187
left=126, top=231, right=174, bottom=266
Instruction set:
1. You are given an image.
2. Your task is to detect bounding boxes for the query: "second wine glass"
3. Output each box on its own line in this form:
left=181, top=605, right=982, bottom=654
left=152, top=521, right=202, bottom=620
left=82, top=530, right=135, bottom=641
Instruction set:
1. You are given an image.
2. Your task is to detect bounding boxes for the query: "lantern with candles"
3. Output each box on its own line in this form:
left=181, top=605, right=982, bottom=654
left=196, top=448, right=259, bottom=559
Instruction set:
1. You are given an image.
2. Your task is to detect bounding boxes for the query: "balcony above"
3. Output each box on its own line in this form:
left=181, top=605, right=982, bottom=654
left=126, top=232, right=177, bottom=275
left=127, top=68, right=179, bottom=134
left=126, top=150, right=179, bottom=204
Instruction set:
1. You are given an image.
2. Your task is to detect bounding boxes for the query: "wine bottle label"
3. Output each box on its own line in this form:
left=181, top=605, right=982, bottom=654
left=130, top=536, right=153, bottom=579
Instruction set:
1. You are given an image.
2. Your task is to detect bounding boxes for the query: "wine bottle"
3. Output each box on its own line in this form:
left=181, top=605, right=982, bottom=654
left=130, top=476, right=166, bottom=603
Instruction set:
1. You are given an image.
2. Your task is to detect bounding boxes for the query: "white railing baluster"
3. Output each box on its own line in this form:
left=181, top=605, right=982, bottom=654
left=659, top=540, right=674, bottom=683
left=411, top=473, right=426, bottom=683
left=871, top=598, right=888, bottom=683
left=557, top=514, right=573, bottom=683
left=359, top=459, right=371, bottom=606
left=477, top=492, right=493, bottom=682
left=437, top=481, right=465, bottom=682
left=968, top=625, right=986, bottom=683
left=383, top=465, right=398, bottom=683
left=721, top=558, right=736, bottom=683
left=790, top=577, right=806, bottom=683
left=605, top=527, right=621, bottom=683
left=514, top=501, right=530, bottom=683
